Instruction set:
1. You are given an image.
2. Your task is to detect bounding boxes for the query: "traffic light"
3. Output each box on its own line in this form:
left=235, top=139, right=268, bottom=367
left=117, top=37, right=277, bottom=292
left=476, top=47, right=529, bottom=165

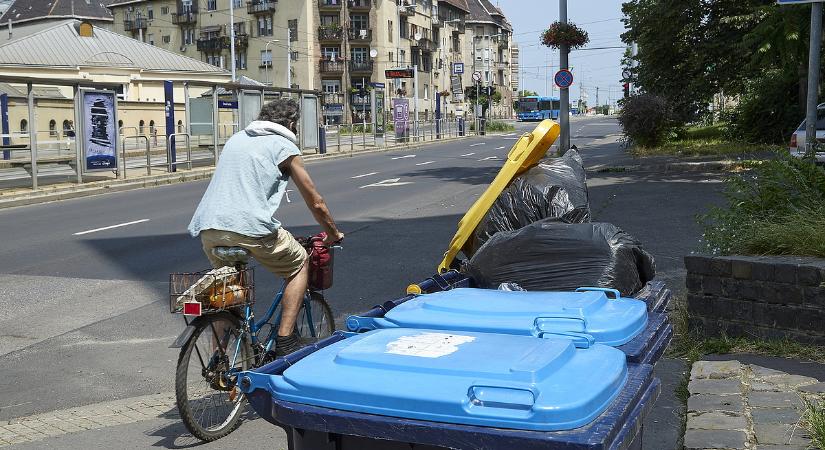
left=623, top=83, right=630, bottom=98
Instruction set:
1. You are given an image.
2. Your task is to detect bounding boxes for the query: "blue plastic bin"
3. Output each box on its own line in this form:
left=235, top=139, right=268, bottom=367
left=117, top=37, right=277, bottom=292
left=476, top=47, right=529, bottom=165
left=240, top=331, right=660, bottom=450
left=347, top=287, right=672, bottom=365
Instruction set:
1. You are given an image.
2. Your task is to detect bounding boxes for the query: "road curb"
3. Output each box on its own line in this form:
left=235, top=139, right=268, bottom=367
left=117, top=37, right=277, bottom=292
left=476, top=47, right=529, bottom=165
left=0, top=134, right=490, bottom=210
left=586, top=160, right=743, bottom=173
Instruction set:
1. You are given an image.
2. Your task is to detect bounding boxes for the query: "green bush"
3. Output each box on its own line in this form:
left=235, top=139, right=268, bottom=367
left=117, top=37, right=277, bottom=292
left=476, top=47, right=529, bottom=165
left=469, top=120, right=515, bottom=132
left=617, top=93, right=672, bottom=148
left=723, top=72, right=803, bottom=145
left=700, top=152, right=825, bottom=257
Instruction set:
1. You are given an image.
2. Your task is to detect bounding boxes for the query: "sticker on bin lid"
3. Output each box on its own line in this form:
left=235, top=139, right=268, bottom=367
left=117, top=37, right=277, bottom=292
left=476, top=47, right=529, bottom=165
left=386, top=332, right=475, bottom=358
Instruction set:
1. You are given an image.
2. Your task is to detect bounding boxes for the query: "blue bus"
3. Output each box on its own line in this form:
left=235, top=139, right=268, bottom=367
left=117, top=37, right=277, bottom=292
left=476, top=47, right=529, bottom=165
left=517, top=96, right=561, bottom=121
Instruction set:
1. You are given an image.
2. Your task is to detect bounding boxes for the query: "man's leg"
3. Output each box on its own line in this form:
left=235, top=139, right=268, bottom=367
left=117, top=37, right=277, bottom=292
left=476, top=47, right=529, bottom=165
left=276, top=257, right=309, bottom=337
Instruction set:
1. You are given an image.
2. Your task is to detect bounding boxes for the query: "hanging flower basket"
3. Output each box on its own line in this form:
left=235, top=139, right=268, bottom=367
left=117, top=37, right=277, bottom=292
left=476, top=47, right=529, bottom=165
left=439, top=90, right=451, bottom=97
left=540, top=22, right=589, bottom=50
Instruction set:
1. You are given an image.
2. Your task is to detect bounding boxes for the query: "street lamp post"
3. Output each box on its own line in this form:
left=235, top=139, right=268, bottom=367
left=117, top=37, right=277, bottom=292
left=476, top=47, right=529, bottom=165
left=559, top=0, right=570, bottom=154
left=264, top=39, right=280, bottom=86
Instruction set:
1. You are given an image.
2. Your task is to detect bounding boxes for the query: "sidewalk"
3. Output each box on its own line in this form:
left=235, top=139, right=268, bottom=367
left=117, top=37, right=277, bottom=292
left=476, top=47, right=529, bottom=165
left=0, top=133, right=477, bottom=210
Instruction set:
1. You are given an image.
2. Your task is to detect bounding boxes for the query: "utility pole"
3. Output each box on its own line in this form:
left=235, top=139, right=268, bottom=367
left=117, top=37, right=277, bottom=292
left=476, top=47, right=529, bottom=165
left=595, top=86, right=599, bottom=113
left=805, top=2, right=823, bottom=157
left=558, top=0, right=570, bottom=154
left=229, top=0, right=236, bottom=82
left=287, top=28, right=292, bottom=88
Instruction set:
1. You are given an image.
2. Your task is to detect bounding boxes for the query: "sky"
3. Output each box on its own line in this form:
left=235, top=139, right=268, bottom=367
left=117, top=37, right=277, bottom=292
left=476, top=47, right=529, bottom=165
left=497, top=0, right=627, bottom=107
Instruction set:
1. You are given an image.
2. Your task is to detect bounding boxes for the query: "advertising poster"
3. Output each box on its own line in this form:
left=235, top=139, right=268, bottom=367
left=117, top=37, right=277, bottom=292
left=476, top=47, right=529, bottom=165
left=82, top=90, right=117, bottom=172
left=374, top=90, right=385, bottom=136
left=392, top=98, right=409, bottom=141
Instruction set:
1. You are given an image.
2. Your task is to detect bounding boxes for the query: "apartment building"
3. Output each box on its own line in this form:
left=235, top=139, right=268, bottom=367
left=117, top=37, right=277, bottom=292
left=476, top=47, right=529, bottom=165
left=462, top=0, right=513, bottom=119
left=105, top=0, right=515, bottom=124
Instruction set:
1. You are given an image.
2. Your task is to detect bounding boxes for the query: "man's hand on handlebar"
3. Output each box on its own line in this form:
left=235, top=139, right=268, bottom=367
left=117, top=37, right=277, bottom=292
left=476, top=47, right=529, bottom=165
left=323, top=231, right=345, bottom=246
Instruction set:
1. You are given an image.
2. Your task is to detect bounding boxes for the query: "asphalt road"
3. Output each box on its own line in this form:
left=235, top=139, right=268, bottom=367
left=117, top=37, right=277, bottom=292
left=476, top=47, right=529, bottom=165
left=0, top=116, right=725, bottom=449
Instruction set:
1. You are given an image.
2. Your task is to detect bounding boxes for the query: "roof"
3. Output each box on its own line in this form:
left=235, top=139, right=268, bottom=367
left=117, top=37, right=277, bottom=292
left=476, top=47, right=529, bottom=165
left=0, top=82, right=68, bottom=98
left=211, top=76, right=266, bottom=95
left=0, top=20, right=228, bottom=75
left=465, top=0, right=512, bottom=31
left=0, top=0, right=113, bottom=25
left=438, top=0, right=470, bottom=13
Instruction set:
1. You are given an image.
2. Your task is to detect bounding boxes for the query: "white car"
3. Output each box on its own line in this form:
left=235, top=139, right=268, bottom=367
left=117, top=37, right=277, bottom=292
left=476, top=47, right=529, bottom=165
left=789, top=103, right=825, bottom=162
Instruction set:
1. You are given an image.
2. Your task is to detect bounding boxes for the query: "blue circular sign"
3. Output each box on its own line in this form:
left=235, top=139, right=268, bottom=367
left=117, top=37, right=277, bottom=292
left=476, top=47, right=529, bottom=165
left=554, top=69, right=574, bottom=89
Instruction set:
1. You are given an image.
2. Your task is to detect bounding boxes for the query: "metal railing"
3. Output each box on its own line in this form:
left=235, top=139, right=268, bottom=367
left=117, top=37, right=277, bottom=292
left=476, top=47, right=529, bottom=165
left=167, top=133, right=193, bottom=172
left=321, top=118, right=472, bottom=154
left=121, top=134, right=151, bottom=177
left=247, top=0, right=277, bottom=14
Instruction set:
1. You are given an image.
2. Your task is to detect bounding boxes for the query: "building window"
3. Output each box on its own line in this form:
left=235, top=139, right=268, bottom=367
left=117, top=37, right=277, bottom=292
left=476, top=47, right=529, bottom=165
left=400, top=18, right=408, bottom=38
left=322, top=80, right=341, bottom=93
left=147, top=6, right=154, bottom=20
left=424, top=84, right=429, bottom=100
left=320, top=15, right=339, bottom=26
left=351, top=47, right=368, bottom=62
left=162, top=35, right=171, bottom=44
left=160, top=6, right=169, bottom=15
left=261, top=49, right=272, bottom=67
left=288, top=19, right=298, bottom=41
left=291, top=51, right=299, bottom=61
left=20, top=119, right=27, bottom=132
left=322, top=46, right=340, bottom=59
left=389, top=51, right=394, bottom=64
left=147, top=33, right=155, bottom=45
left=149, top=120, right=155, bottom=135
left=177, top=120, right=183, bottom=132
left=257, top=16, right=273, bottom=36
left=183, top=28, right=195, bottom=45
left=182, top=0, right=193, bottom=13
left=62, top=120, right=71, bottom=133
left=350, top=14, right=368, bottom=31
left=49, top=119, right=57, bottom=137
left=236, top=52, right=247, bottom=70
left=118, top=120, right=123, bottom=130
left=139, top=120, right=145, bottom=134
left=388, top=20, right=393, bottom=43
left=207, top=0, right=217, bottom=11
left=233, top=0, right=242, bottom=7
left=400, top=49, right=405, bottom=64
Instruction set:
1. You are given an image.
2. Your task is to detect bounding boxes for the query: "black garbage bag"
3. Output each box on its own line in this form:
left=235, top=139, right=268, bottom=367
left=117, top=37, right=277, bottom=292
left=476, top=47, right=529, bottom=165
left=472, top=149, right=590, bottom=253
left=465, top=220, right=656, bottom=296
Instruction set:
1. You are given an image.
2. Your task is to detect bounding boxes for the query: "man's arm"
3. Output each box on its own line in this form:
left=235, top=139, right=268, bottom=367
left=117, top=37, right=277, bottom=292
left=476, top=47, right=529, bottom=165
left=281, top=156, right=344, bottom=244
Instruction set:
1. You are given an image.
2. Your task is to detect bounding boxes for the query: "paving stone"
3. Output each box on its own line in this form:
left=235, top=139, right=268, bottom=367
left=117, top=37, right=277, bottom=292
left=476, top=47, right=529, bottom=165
left=692, top=360, right=743, bottom=380
left=769, top=374, right=820, bottom=390
left=684, top=429, right=747, bottom=449
left=751, top=407, right=801, bottom=424
left=751, top=381, right=782, bottom=392
left=798, top=381, right=825, bottom=393
left=755, top=445, right=809, bottom=450
left=689, top=378, right=743, bottom=395
left=686, top=411, right=748, bottom=431
left=750, top=392, right=803, bottom=409
left=751, top=365, right=788, bottom=379
left=754, top=423, right=811, bottom=446
left=687, top=394, right=744, bottom=413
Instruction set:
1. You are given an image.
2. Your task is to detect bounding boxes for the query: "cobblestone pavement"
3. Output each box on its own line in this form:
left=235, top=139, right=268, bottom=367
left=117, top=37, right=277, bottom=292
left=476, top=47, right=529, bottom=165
left=685, top=360, right=825, bottom=449
left=0, top=393, right=176, bottom=447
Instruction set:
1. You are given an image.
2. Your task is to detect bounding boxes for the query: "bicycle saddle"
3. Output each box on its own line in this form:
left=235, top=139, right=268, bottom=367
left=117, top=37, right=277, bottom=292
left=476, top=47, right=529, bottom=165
left=211, top=246, right=250, bottom=265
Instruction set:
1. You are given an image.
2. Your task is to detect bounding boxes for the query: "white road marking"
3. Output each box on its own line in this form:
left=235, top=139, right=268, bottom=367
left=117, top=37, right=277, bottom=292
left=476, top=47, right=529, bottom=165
left=496, top=146, right=506, bottom=149
left=505, top=137, right=519, bottom=140
left=460, top=152, right=476, bottom=157
left=391, top=154, right=416, bottom=160
left=469, top=142, right=485, bottom=147
left=359, top=178, right=414, bottom=189
left=351, top=172, right=379, bottom=179
left=479, top=156, right=500, bottom=161
left=415, top=161, right=435, bottom=166
left=73, top=219, right=150, bottom=236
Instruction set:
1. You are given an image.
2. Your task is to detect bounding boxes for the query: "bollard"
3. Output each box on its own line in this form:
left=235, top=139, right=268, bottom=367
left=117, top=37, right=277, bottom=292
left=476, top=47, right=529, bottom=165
left=319, top=126, right=327, bottom=154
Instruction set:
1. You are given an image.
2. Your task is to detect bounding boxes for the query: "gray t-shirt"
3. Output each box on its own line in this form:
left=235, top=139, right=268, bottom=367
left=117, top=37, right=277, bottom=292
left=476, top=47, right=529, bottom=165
left=188, top=121, right=301, bottom=238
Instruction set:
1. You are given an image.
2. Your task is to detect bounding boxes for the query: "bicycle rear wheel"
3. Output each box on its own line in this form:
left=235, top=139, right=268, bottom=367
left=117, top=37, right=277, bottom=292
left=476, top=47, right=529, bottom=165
left=175, top=312, right=252, bottom=442
left=295, top=291, right=335, bottom=345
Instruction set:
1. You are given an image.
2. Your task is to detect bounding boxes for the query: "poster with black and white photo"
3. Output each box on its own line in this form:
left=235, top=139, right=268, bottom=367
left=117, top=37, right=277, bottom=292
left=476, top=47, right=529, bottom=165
left=82, top=90, right=117, bottom=172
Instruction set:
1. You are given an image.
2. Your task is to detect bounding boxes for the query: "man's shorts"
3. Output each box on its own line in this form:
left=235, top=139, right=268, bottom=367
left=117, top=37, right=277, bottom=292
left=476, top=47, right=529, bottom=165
left=200, top=228, right=308, bottom=279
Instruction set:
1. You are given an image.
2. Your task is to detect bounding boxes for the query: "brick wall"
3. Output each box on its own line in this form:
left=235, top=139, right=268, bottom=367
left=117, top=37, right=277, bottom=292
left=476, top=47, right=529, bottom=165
left=685, top=255, right=825, bottom=344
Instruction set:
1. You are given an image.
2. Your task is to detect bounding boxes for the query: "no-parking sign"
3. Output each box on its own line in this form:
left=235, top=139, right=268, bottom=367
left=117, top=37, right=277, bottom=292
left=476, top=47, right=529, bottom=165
left=554, top=69, right=574, bottom=89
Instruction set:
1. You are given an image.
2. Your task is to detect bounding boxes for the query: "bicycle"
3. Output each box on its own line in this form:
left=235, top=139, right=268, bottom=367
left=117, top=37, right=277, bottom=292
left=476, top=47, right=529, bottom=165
left=169, top=235, right=338, bottom=441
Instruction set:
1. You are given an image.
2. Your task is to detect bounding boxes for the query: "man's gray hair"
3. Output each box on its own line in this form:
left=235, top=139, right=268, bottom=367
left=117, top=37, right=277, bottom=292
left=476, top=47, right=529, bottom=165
left=258, top=98, right=300, bottom=127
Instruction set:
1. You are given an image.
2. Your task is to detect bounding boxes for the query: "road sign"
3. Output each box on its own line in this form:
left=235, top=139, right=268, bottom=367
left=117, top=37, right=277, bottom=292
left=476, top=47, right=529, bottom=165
left=554, top=69, right=574, bottom=89
left=452, top=62, right=464, bottom=75
left=472, top=71, right=481, bottom=83
left=370, top=82, right=386, bottom=89
left=622, top=69, right=632, bottom=79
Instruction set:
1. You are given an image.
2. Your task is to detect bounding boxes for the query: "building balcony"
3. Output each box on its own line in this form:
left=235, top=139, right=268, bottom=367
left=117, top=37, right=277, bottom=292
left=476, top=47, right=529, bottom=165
left=351, top=93, right=370, bottom=105
left=172, top=12, right=197, bottom=25
left=235, top=33, right=249, bottom=49
left=322, top=93, right=345, bottom=105
left=247, top=0, right=277, bottom=14
left=413, top=38, right=436, bottom=52
left=318, top=26, right=344, bottom=41
left=320, top=60, right=346, bottom=73
left=349, top=59, right=374, bottom=73
left=347, top=28, right=372, bottom=41
left=197, top=36, right=227, bottom=52
left=124, top=17, right=148, bottom=31
left=319, top=0, right=343, bottom=9
left=347, top=0, right=371, bottom=10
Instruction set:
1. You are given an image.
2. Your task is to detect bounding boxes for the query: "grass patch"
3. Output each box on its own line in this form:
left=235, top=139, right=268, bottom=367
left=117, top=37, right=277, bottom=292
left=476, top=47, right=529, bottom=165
left=630, top=123, right=778, bottom=158
left=469, top=120, right=515, bottom=132
left=802, top=396, right=825, bottom=450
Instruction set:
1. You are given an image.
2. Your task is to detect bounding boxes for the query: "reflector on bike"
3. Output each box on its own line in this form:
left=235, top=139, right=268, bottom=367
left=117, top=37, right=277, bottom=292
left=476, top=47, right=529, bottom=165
left=183, top=301, right=202, bottom=317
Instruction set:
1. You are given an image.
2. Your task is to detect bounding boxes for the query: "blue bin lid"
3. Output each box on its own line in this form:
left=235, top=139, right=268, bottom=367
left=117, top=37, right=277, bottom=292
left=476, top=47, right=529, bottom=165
left=377, top=288, right=648, bottom=346
left=268, top=328, right=628, bottom=431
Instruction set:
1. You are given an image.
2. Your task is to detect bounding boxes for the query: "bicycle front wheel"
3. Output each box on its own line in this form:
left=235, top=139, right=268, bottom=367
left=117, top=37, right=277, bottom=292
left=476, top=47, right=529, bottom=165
left=296, top=291, right=335, bottom=345
left=175, top=312, right=252, bottom=442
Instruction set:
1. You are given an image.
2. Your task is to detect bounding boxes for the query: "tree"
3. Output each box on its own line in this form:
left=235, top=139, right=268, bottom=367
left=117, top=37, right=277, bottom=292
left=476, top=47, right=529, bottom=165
left=518, top=90, right=539, bottom=97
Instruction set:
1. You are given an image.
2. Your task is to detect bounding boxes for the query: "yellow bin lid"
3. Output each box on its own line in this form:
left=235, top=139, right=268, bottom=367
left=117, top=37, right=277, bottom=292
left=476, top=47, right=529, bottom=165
left=437, top=119, right=560, bottom=273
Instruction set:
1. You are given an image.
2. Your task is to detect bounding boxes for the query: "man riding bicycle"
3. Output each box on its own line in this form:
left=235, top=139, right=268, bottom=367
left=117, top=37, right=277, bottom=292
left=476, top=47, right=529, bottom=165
left=188, top=98, right=344, bottom=358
